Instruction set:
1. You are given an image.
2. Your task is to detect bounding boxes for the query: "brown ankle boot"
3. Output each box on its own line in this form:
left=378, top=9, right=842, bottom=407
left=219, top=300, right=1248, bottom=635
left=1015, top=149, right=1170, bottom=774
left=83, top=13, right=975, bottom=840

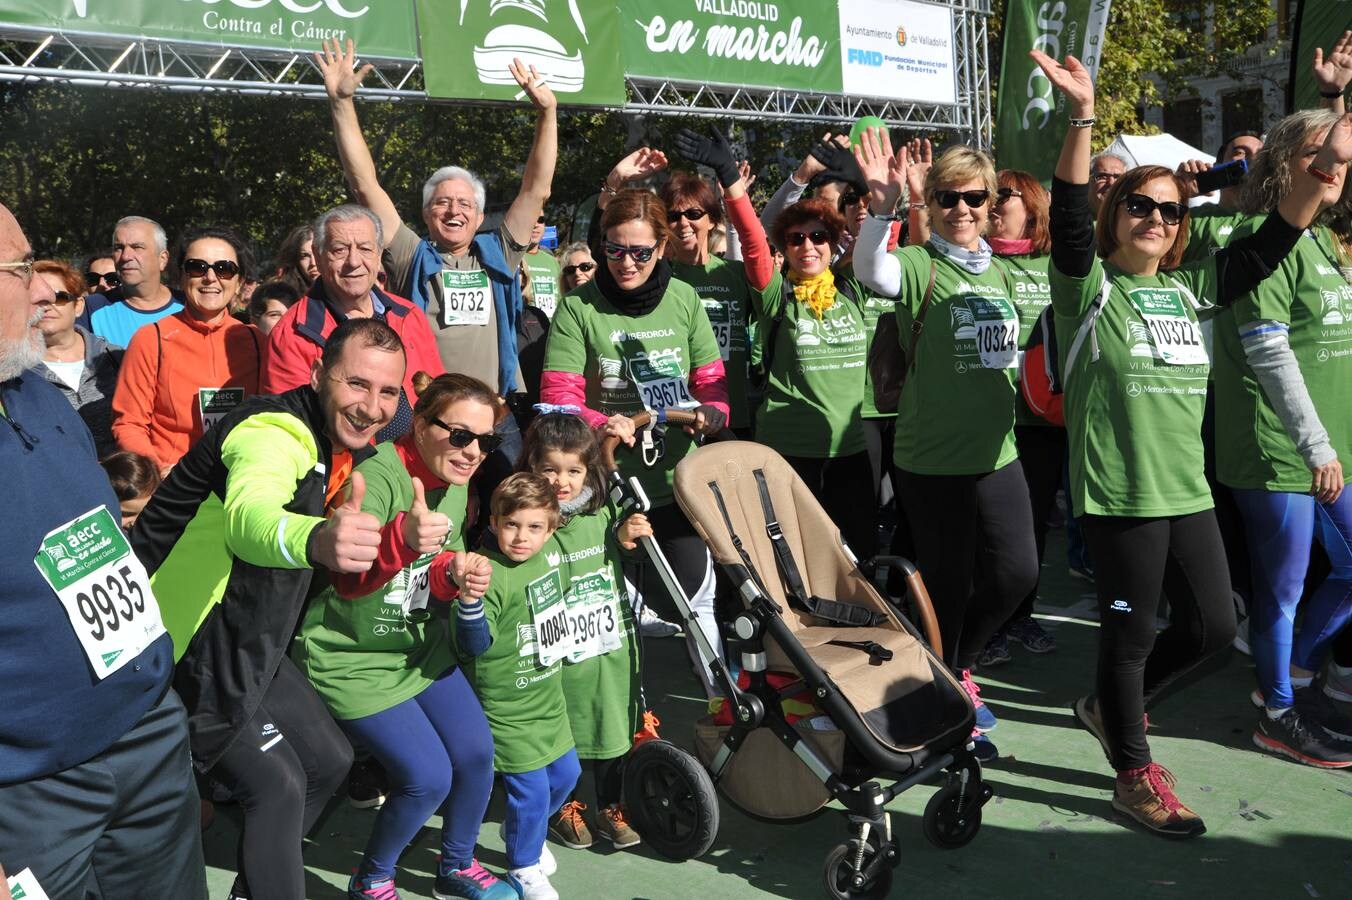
left=1112, top=762, right=1205, bottom=839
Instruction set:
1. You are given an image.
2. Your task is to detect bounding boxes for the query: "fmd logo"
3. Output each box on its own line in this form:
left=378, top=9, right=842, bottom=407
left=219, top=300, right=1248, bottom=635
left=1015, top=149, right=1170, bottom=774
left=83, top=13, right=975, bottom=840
left=847, top=48, right=884, bottom=67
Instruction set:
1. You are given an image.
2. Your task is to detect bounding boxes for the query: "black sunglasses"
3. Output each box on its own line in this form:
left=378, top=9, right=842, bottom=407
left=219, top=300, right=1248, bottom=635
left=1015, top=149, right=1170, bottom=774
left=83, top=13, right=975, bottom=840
left=667, top=208, right=709, bottom=224
left=995, top=187, right=1023, bottom=205
left=85, top=270, right=119, bottom=288
left=840, top=191, right=865, bottom=208
left=429, top=417, right=504, bottom=454
left=1120, top=193, right=1186, bottom=226
left=933, top=189, right=991, bottom=209
left=46, top=290, right=78, bottom=304
left=563, top=261, right=596, bottom=276
left=602, top=242, right=657, bottom=263
left=786, top=230, right=830, bottom=247
left=183, top=258, right=240, bottom=280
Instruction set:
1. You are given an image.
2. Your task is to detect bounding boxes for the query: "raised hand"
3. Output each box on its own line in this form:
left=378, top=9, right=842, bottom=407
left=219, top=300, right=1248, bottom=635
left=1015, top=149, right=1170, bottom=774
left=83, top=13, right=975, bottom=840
left=1028, top=50, right=1095, bottom=115
left=312, top=472, right=382, bottom=574
left=796, top=132, right=837, bottom=183
left=509, top=57, right=557, bottom=111
left=853, top=126, right=907, bottom=215
left=674, top=126, right=740, bottom=189
left=402, top=476, right=451, bottom=555
left=452, top=551, right=493, bottom=600
left=608, top=147, right=669, bottom=189
left=1314, top=31, right=1352, bottom=94
left=617, top=511, right=653, bottom=550
left=906, top=137, right=933, bottom=201
left=316, top=37, right=372, bottom=103
left=736, top=159, right=757, bottom=193
left=809, top=135, right=867, bottom=189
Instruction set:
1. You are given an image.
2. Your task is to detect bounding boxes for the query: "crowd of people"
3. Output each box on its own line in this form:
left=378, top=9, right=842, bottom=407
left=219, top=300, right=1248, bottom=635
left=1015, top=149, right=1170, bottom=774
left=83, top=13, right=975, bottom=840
left=4, top=32, right=1352, bottom=900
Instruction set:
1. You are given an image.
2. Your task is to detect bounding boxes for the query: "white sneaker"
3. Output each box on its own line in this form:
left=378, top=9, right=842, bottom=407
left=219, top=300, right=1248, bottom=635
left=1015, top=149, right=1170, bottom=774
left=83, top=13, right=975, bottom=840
left=1326, top=663, right=1352, bottom=703
left=639, top=606, right=681, bottom=638
left=507, top=864, right=558, bottom=900
left=498, top=822, right=557, bottom=876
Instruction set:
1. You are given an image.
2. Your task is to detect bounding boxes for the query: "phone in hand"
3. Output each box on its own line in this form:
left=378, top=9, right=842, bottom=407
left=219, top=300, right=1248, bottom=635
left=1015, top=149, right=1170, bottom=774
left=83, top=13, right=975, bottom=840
left=1193, top=159, right=1248, bottom=195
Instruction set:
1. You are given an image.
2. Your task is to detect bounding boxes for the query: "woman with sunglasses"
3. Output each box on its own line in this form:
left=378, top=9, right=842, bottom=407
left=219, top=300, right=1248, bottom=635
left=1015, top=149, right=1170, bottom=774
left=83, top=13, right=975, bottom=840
left=541, top=188, right=729, bottom=698
left=294, top=371, right=517, bottom=900
left=558, top=241, right=597, bottom=294
left=1212, top=110, right=1352, bottom=767
left=32, top=259, right=124, bottom=458
left=1030, top=50, right=1352, bottom=834
left=976, top=171, right=1061, bottom=665
left=112, top=227, right=266, bottom=475
left=852, top=136, right=1040, bottom=760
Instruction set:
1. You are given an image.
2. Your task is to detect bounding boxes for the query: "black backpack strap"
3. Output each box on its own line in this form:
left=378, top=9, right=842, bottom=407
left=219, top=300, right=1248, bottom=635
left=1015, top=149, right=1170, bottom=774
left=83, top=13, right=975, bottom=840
left=752, top=468, right=882, bottom=628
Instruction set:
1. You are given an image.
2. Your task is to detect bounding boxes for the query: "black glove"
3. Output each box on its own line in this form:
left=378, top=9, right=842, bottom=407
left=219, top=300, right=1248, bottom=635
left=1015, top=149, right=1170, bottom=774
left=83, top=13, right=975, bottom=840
left=808, top=138, right=867, bottom=193
left=674, top=126, right=740, bottom=189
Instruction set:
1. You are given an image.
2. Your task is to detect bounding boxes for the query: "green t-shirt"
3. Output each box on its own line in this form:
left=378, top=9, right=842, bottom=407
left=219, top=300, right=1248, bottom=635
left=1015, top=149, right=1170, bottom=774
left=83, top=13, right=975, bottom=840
left=1001, top=253, right=1054, bottom=428
left=525, top=250, right=561, bottom=319
left=1215, top=222, right=1352, bottom=491
left=543, top=278, right=722, bottom=505
left=293, top=443, right=464, bottom=721
left=555, top=503, right=641, bottom=759
left=670, top=258, right=752, bottom=430
left=839, top=260, right=898, bottom=421
left=889, top=247, right=1020, bottom=474
left=1050, top=255, right=1217, bottom=517
left=1182, top=208, right=1248, bottom=265
left=753, top=269, right=868, bottom=458
left=455, top=543, right=574, bottom=773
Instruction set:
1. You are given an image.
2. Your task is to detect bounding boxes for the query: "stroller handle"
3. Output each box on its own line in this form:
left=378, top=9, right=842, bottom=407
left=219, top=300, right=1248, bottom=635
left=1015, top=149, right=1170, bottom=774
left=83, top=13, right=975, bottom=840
left=599, top=408, right=704, bottom=472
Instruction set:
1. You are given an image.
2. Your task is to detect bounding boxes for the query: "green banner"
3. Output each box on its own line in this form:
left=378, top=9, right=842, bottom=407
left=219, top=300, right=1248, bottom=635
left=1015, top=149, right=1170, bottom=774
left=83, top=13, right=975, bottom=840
left=994, top=0, right=1111, bottom=176
left=7, top=0, right=417, bottom=59
left=621, top=0, right=841, bottom=93
left=417, top=0, right=625, bottom=104
left=1289, top=1, right=1352, bottom=113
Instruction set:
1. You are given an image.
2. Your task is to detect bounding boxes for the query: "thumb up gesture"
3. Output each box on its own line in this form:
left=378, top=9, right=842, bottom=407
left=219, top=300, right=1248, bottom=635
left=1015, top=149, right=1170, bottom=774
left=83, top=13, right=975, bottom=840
left=313, top=472, right=382, bottom=573
left=402, top=477, right=451, bottom=555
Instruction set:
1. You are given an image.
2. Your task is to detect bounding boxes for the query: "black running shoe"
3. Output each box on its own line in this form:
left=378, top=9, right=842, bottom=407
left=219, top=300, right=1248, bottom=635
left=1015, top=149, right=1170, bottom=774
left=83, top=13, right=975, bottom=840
left=347, top=757, right=388, bottom=809
left=1253, top=707, right=1352, bottom=769
left=1295, top=683, right=1352, bottom=742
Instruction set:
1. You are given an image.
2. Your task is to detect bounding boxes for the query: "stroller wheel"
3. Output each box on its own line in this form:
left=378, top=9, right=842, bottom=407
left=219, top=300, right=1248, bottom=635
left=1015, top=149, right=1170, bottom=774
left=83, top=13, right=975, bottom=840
left=622, top=739, right=719, bottom=860
left=822, top=840, right=893, bottom=900
left=922, top=780, right=984, bottom=849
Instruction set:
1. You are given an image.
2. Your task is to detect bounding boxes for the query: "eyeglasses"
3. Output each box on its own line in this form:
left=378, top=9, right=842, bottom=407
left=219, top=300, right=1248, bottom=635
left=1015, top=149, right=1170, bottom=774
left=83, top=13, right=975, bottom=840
left=602, top=242, right=657, bottom=263
left=562, top=261, right=596, bottom=276
left=0, top=258, right=34, bottom=286
left=840, top=191, right=865, bottom=207
left=932, top=189, right=990, bottom=209
left=1120, top=193, right=1186, bottom=226
left=667, top=208, right=709, bottom=224
left=1091, top=170, right=1122, bottom=184
left=45, top=290, right=78, bottom=304
left=994, top=187, right=1023, bottom=205
left=182, top=258, right=240, bottom=280
left=785, top=230, right=831, bottom=247
left=428, top=416, right=504, bottom=454
left=85, top=270, right=120, bottom=289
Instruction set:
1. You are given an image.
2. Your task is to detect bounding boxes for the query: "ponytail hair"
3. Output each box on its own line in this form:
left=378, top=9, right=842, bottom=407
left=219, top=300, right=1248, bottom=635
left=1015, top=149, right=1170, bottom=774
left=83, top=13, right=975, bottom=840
left=519, top=412, right=607, bottom=515
left=411, top=371, right=506, bottom=426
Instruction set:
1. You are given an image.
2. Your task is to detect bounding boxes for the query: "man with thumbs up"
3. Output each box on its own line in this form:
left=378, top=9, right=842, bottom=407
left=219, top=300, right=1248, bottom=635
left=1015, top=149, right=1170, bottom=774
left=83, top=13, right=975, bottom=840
left=130, top=317, right=407, bottom=900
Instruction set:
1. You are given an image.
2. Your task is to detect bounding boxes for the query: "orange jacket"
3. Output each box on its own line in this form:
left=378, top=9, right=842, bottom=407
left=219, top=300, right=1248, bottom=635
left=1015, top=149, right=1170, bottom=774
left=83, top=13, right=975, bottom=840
left=112, top=310, right=267, bottom=468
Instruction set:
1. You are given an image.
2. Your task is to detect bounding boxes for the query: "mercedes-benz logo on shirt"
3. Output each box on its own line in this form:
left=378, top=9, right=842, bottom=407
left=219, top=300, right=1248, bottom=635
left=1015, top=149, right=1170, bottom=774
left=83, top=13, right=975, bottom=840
left=954, top=360, right=968, bottom=374
left=1318, top=348, right=1331, bottom=362
left=1126, top=381, right=1143, bottom=397
left=516, top=677, right=530, bottom=689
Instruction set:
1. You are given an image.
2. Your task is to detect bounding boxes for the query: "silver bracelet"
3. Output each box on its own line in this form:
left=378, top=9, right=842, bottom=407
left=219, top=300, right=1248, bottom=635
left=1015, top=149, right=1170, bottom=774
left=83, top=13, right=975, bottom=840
left=1069, top=116, right=1095, bottom=128
left=868, top=207, right=901, bottom=222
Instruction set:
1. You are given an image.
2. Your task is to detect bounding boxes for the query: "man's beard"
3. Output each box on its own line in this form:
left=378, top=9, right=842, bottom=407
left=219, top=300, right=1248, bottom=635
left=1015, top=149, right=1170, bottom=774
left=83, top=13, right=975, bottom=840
left=0, top=313, right=45, bottom=382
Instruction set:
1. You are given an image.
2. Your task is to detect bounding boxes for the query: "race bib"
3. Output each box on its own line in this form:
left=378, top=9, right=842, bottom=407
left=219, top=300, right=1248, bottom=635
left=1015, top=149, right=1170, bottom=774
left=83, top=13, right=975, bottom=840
left=629, top=349, right=697, bottom=411
left=7, top=868, right=52, bottom=900
left=969, top=297, right=1019, bottom=369
left=702, top=298, right=732, bottom=361
left=531, top=275, right=557, bottom=319
left=439, top=270, right=492, bottom=326
left=401, top=555, right=433, bottom=618
left=33, top=507, right=167, bottom=680
left=563, top=567, right=623, bottom=663
left=1129, top=288, right=1208, bottom=366
left=199, top=387, right=244, bottom=433
left=527, top=569, right=569, bottom=667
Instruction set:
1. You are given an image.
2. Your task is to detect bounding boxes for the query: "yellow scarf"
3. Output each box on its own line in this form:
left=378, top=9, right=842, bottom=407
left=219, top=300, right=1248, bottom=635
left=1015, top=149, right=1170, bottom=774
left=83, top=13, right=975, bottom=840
left=790, top=269, right=837, bottom=319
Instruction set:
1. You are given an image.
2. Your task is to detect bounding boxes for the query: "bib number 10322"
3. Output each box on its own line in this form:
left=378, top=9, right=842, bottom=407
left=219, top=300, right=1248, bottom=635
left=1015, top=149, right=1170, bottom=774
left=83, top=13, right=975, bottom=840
left=33, top=506, right=167, bottom=679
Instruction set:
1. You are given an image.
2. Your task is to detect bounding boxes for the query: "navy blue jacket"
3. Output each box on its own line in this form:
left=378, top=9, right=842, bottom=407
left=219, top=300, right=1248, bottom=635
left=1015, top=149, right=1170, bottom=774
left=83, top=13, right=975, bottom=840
left=0, top=370, right=173, bottom=784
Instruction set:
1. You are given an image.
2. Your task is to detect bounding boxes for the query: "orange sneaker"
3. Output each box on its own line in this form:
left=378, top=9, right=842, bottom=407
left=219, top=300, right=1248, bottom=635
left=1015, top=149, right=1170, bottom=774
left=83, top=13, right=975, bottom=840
left=633, top=709, right=662, bottom=746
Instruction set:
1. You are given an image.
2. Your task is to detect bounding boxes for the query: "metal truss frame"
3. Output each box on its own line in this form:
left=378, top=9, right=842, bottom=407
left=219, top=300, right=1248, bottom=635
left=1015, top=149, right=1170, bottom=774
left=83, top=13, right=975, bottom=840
left=0, top=0, right=992, bottom=144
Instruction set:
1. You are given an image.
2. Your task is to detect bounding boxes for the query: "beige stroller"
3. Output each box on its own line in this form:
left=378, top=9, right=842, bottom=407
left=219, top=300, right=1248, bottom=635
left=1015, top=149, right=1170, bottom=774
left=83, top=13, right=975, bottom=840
left=608, top=412, right=991, bottom=900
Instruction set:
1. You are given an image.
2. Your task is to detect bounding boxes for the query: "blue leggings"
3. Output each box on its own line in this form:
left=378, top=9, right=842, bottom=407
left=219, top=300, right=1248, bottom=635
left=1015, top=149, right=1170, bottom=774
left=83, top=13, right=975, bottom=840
left=501, top=750, right=581, bottom=870
left=1233, top=487, right=1352, bottom=709
left=340, top=668, right=495, bottom=880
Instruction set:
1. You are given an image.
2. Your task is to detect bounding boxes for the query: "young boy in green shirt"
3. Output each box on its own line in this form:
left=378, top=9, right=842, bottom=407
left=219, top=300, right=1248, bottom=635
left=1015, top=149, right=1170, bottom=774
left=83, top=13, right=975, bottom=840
left=454, top=472, right=578, bottom=900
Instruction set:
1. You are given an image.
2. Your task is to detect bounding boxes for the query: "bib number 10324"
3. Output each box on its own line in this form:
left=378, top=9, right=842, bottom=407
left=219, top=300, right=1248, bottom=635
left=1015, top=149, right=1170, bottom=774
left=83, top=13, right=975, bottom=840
left=33, top=506, right=166, bottom=679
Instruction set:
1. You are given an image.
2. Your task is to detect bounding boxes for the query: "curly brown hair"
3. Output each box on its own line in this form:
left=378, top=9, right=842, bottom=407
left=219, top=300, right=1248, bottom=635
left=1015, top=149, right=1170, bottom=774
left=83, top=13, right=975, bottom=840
left=770, top=198, right=845, bottom=259
left=1238, top=109, right=1344, bottom=223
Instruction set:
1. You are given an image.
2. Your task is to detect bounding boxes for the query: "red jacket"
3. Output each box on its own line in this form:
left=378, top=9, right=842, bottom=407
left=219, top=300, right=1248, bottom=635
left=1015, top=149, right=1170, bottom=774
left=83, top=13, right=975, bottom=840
left=263, top=281, right=445, bottom=403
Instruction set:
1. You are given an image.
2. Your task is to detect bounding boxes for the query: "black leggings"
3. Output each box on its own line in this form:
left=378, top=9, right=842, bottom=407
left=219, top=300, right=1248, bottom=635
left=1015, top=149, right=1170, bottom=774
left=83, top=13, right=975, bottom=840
left=783, top=451, right=878, bottom=560
left=570, top=755, right=625, bottom=808
left=1014, top=425, right=1067, bottom=620
left=211, top=657, right=353, bottom=900
left=1080, top=510, right=1236, bottom=771
left=897, top=461, right=1039, bottom=670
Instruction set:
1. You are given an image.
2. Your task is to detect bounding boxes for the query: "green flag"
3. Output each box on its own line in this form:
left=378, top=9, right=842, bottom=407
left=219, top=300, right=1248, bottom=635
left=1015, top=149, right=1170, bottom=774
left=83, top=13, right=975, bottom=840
left=1289, top=1, right=1352, bottom=113
left=995, top=0, right=1112, bottom=177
